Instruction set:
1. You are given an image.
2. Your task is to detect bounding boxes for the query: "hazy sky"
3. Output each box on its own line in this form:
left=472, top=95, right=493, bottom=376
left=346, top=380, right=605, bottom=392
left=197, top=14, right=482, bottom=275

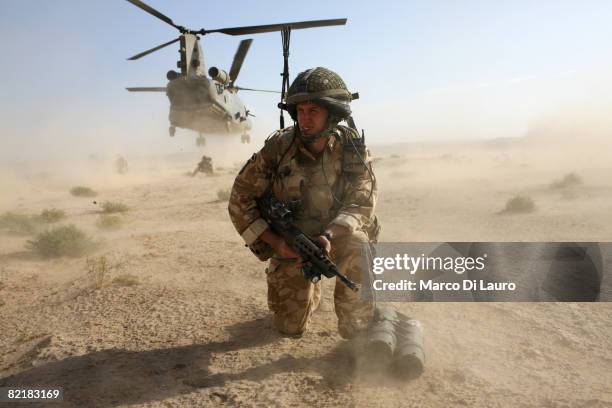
left=1, top=0, right=612, bottom=161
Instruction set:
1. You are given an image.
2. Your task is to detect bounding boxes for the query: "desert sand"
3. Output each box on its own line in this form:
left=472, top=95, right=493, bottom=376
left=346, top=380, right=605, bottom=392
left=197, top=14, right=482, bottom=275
left=1, top=134, right=611, bottom=407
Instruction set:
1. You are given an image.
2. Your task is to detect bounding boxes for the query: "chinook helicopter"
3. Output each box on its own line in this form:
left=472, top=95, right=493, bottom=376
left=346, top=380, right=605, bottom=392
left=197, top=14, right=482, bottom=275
left=124, top=0, right=346, bottom=146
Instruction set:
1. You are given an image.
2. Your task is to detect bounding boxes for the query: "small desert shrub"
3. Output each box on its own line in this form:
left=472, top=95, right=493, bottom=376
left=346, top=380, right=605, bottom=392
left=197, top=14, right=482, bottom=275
left=216, top=188, right=231, bottom=201
left=550, top=172, right=583, bottom=189
left=27, top=225, right=94, bottom=258
left=70, top=186, right=98, bottom=197
left=86, top=256, right=110, bottom=289
left=96, top=214, right=123, bottom=230
left=0, top=212, right=40, bottom=234
left=500, top=195, right=536, bottom=214
left=112, top=273, right=139, bottom=287
left=100, top=201, right=129, bottom=214
left=39, top=208, right=66, bottom=223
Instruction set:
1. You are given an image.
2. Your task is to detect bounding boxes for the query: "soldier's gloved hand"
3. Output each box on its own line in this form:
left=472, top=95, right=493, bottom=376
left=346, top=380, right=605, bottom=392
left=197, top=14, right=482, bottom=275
left=314, top=235, right=332, bottom=255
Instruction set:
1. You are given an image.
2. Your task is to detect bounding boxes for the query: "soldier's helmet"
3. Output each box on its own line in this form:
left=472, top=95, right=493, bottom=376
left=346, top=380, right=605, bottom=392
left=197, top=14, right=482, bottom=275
left=285, top=67, right=352, bottom=121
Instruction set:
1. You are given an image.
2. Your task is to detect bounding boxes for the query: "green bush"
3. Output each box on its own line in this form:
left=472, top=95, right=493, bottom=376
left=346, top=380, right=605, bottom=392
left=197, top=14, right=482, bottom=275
left=86, top=256, right=110, bottom=289
left=500, top=195, right=536, bottom=214
left=100, top=201, right=129, bottom=214
left=216, top=188, right=231, bottom=201
left=39, top=208, right=66, bottom=223
left=96, top=214, right=123, bottom=230
left=27, top=225, right=94, bottom=258
left=0, top=212, right=40, bottom=234
left=70, top=186, right=98, bottom=197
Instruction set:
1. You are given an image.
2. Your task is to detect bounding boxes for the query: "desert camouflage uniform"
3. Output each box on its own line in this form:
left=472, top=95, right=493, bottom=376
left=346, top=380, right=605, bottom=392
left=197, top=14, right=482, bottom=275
left=228, top=125, right=377, bottom=338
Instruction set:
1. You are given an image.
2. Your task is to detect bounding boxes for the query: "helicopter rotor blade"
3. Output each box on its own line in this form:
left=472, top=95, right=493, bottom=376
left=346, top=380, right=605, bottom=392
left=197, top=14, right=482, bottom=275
left=126, top=87, right=167, bottom=92
left=127, top=37, right=180, bottom=60
left=125, top=0, right=184, bottom=31
left=232, top=86, right=280, bottom=93
left=229, top=39, right=253, bottom=84
left=204, top=18, right=347, bottom=36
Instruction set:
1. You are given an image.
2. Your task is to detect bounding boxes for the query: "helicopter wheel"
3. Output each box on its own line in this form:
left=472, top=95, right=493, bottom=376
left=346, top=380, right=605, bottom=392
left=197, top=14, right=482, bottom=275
left=196, top=135, right=206, bottom=146
left=169, top=126, right=176, bottom=137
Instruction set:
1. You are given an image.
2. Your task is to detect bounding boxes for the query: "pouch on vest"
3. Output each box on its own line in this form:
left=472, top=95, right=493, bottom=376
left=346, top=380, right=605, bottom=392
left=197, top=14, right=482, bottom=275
left=342, top=144, right=367, bottom=174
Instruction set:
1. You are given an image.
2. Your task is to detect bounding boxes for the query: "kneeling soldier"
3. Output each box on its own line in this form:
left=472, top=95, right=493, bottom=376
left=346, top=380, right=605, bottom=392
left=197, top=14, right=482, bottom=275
left=228, top=67, right=378, bottom=339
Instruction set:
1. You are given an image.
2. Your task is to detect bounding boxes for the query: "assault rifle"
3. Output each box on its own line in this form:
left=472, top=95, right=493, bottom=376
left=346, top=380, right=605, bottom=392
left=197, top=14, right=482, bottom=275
left=256, top=192, right=360, bottom=292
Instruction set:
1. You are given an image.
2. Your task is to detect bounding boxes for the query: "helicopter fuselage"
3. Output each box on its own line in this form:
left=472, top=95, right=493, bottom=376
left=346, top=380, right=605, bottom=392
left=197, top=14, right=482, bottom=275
left=166, top=76, right=252, bottom=135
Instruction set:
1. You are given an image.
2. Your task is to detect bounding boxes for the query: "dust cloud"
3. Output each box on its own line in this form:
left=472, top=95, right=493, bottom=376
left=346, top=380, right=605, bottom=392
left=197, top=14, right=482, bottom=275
left=1, top=104, right=611, bottom=406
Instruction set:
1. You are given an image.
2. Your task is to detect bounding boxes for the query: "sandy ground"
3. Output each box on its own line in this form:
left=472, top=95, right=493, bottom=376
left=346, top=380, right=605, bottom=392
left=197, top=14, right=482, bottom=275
left=0, top=136, right=611, bottom=407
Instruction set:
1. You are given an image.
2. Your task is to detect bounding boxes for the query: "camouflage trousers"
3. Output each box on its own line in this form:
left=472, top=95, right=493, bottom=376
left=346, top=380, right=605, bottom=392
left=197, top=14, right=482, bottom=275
left=266, top=230, right=374, bottom=339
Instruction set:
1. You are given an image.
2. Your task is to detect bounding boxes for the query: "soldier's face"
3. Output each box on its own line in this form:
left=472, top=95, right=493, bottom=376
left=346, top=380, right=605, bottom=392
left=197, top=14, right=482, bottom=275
left=297, top=103, right=329, bottom=136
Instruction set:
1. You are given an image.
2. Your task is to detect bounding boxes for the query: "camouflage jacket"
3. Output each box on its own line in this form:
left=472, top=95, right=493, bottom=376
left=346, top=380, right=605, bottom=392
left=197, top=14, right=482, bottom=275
left=228, top=125, right=377, bottom=260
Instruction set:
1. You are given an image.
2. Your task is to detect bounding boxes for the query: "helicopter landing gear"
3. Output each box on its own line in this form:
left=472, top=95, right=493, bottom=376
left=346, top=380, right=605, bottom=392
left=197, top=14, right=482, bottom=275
left=196, top=134, right=206, bottom=146
left=169, top=126, right=176, bottom=137
left=241, top=134, right=251, bottom=144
